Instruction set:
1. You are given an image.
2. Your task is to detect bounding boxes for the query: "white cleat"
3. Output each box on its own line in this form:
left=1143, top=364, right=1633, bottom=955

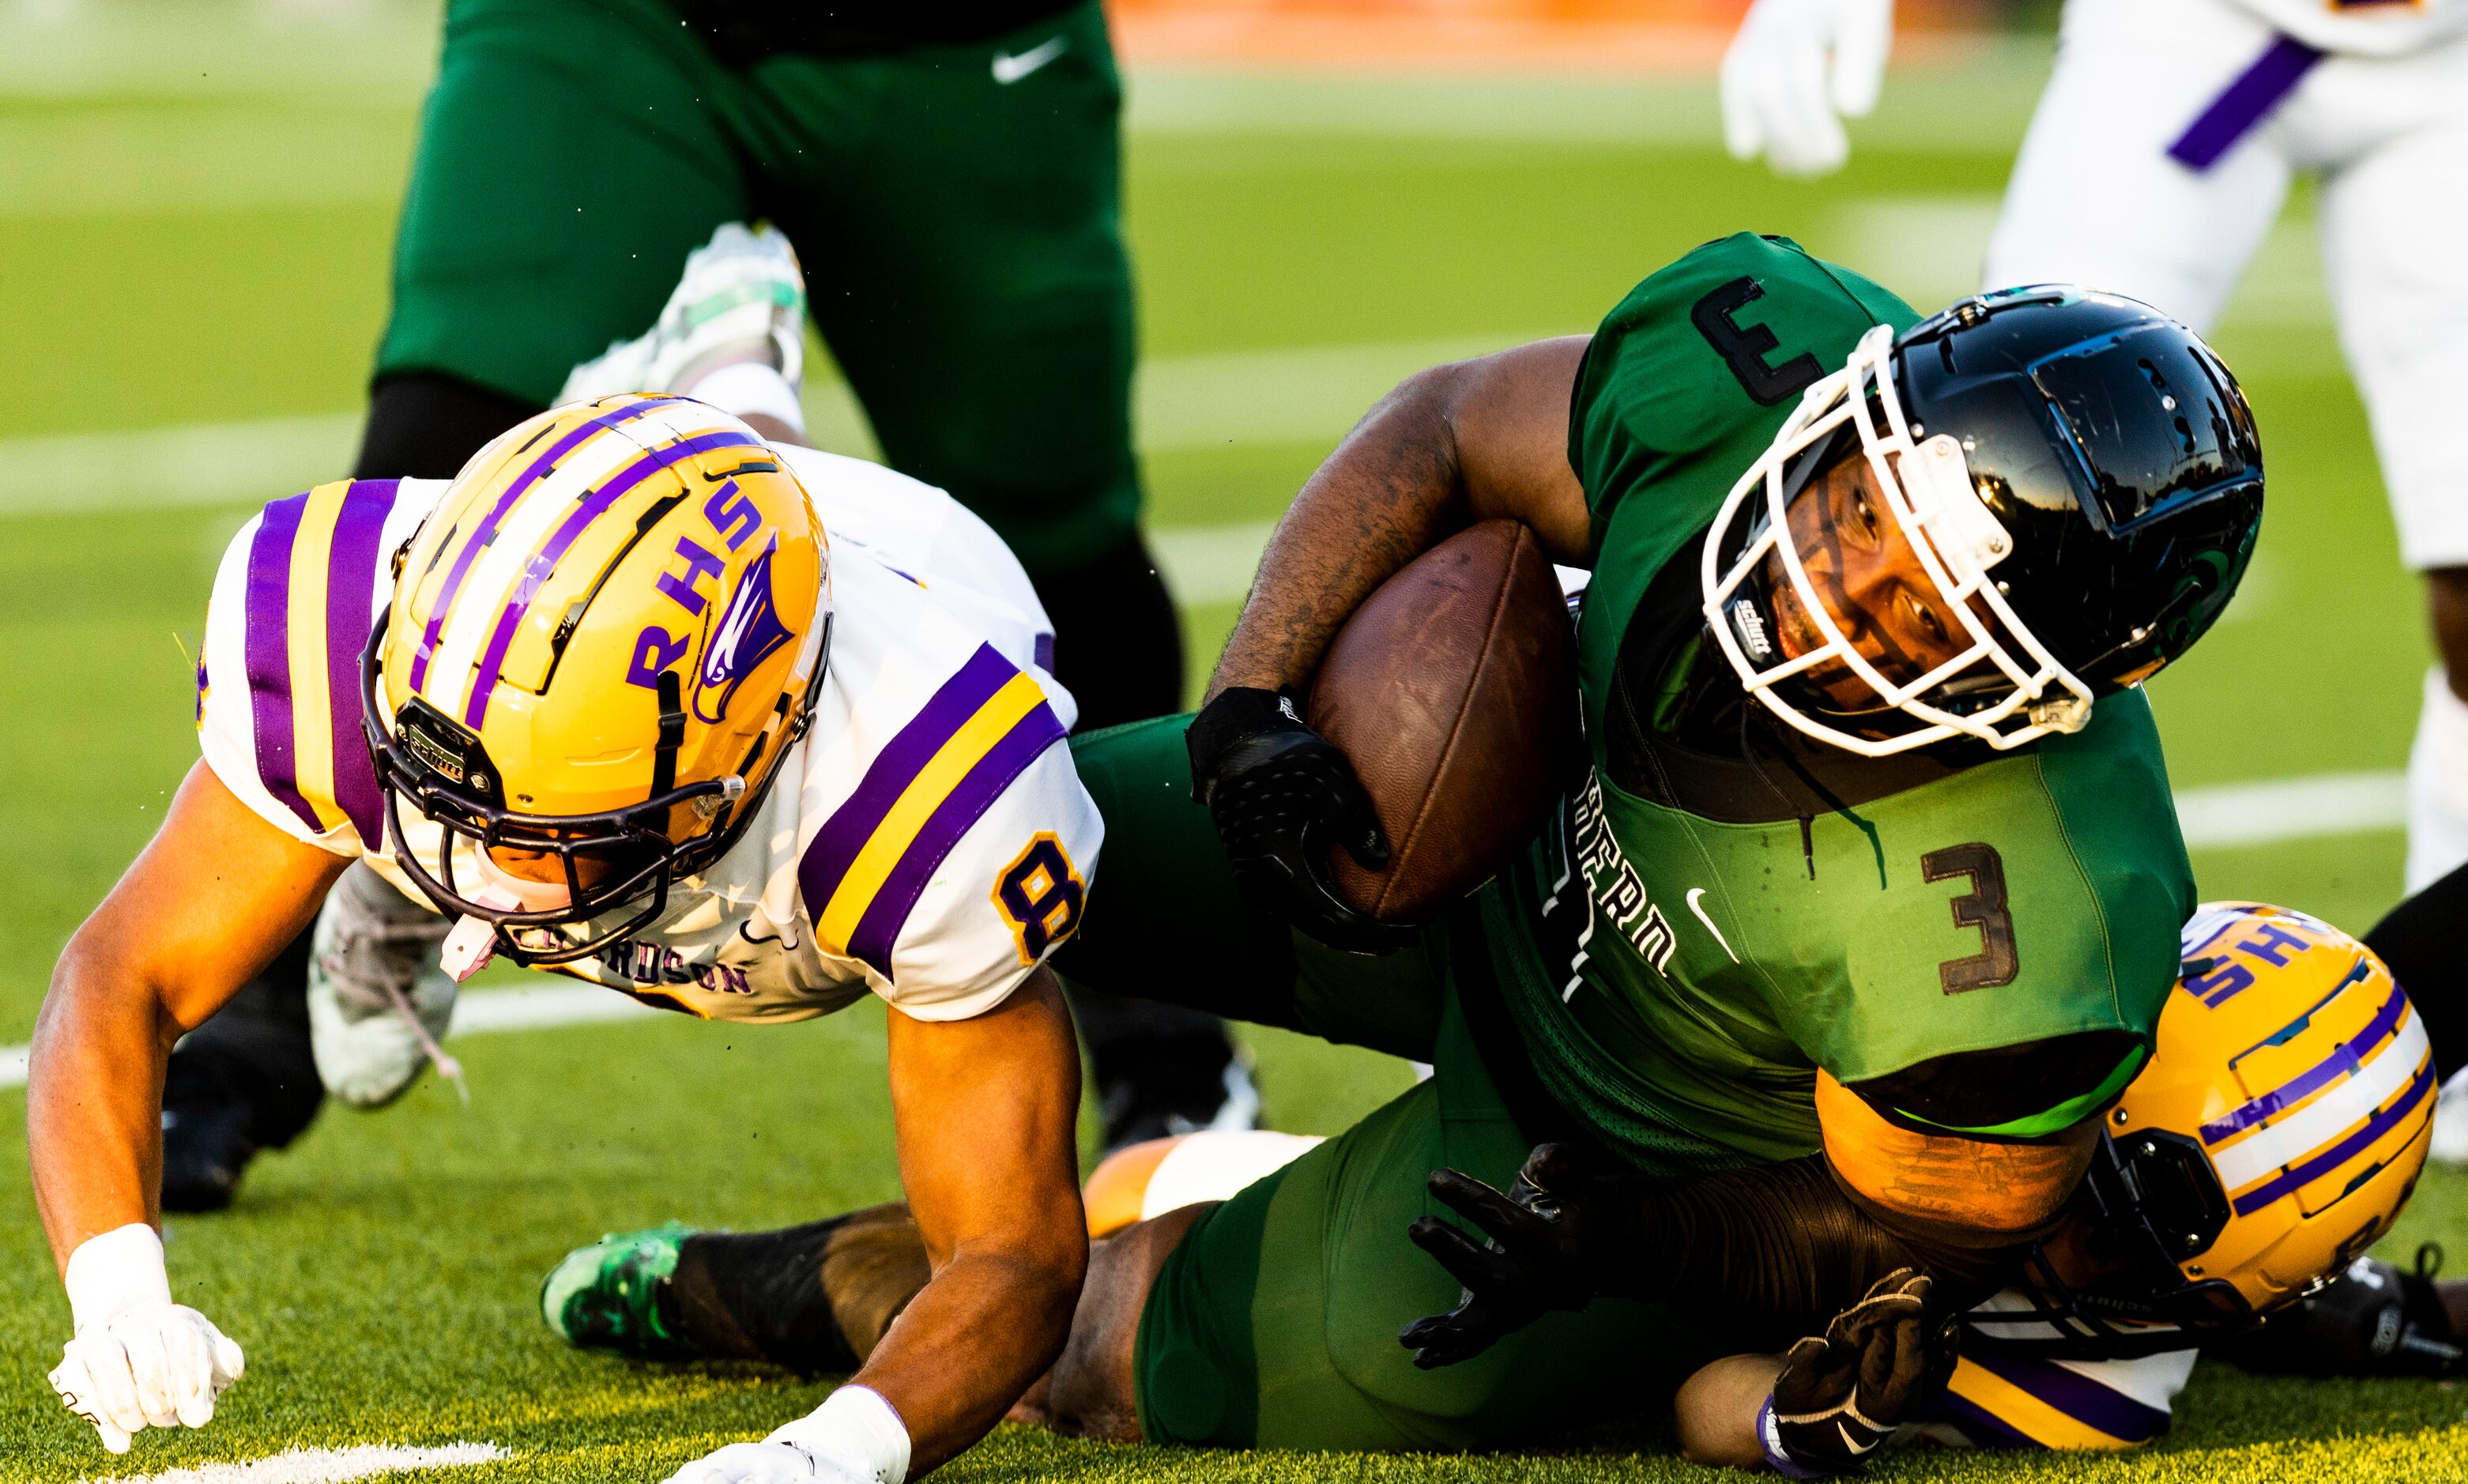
left=307, top=863, right=462, bottom=1109
left=560, top=221, right=807, bottom=404
left=2431, top=1067, right=2468, bottom=1167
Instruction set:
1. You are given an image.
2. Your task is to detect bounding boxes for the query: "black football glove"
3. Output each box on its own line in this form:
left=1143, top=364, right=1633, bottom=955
left=1762, top=1268, right=1958, bottom=1477
left=2223, top=1247, right=2463, bottom=1378
left=1185, top=687, right=1409, bottom=954
left=1399, top=1143, right=1603, bottom=1369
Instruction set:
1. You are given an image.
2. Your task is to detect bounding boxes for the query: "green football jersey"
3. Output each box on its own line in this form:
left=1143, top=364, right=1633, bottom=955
left=1473, top=234, right=2195, bottom=1176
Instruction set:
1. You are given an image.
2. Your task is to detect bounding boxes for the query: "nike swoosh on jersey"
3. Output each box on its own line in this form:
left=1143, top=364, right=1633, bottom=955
left=992, top=36, right=1068, bottom=85
left=1685, top=887, right=1740, bottom=963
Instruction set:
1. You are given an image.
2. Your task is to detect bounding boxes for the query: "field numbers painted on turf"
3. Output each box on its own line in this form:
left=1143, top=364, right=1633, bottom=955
left=1922, top=842, right=2018, bottom=993
left=994, top=834, right=1085, bottom=965
left=1691, top=277, right=1825, bottom=407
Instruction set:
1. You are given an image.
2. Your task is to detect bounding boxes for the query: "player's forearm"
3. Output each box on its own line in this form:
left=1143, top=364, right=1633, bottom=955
left=850, top=1243, right=1084, bottom=1473
left=27, top=944, right=179, bottom=1272
left=1207, top=366, right=1475, bottom=699
left=1590, top=1156, right=2015, bottom=1334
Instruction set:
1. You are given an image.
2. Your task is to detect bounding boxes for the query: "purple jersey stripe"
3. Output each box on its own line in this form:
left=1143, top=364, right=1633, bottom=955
left=2201, top=984, right=2408, bottom=1145
left=2230, top=1058, right=2436, bottom=1216
left=1961, top=1340, right=2172, bottom=1443
left=845, top=697, right=1067, bottom=977
left=797, top=645, right=1018, bottom=917
left=411, top=397, right=676, bottom=691
left=1926, top=1389, right=2038, bottom=1450
left=243, top=492, right=321, bottom=834
left=2167, top=35, right=2324, bottom=171
left=459, top=430, right=761, bottom=729
left=1033, top=631, right=1055, bottom=673
left=324, top=480, right=398, bottom=849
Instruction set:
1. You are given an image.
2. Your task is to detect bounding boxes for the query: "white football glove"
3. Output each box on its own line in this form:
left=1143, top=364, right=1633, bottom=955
left=665, top=1386, right=910, bottom=1484
left=663, top=1440, right=872, bottom=1484
left=50, top=1304, right=246, bottom=1454
left=1720, top=0, right=1893, bottom=178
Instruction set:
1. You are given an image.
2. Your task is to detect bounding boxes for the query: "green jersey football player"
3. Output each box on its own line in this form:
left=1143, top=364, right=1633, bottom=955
left=539, top=233, right=2265, bottom=1469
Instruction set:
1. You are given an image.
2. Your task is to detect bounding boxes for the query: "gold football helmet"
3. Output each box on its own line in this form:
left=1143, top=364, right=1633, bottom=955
left=2005, top=902, right=2432, bottom=1354
left=358, top=396, right=829, bottom=962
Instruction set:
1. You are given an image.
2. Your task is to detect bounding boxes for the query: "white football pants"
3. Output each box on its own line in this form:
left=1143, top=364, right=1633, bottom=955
left=1984, top=0, right=2468, bottom=888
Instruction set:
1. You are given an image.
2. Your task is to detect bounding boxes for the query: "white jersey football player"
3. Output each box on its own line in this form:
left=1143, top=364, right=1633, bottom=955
left=1722, top=0, right=2468, bottom=890
left=28, top=232, right=1102, bottom=1484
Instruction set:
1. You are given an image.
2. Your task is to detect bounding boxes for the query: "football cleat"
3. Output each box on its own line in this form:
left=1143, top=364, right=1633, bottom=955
left=305, top=863, right=459, bottom=1109
left=560, top=222, right=806, bottom=403
left=541, top=1222, right=696, bottom=1357
left=157, top=1102, right=257, bottom=1215
left=2431, top=1066, right=2468, bottom=1167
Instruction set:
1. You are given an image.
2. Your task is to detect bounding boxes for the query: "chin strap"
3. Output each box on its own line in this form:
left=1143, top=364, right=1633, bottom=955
left=650, top=670, right=687, bottom=799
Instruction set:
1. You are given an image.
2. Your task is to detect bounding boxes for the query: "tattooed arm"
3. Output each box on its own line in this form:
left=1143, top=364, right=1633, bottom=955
left=1206, top=337, right=1595, bottom=702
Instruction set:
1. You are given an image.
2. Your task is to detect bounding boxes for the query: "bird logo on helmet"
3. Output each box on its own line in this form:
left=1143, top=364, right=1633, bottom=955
left=357, top=394, right=831, bottom=966
left=1701, top=285, right=2265, bottom=758
left=1984, top=902, right=2434, bottom=1358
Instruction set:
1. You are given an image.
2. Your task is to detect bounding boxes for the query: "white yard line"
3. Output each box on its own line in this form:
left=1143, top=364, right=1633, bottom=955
left=71, top=1442, right=506, bottom=1484
left=0, top=332, right=1556, bottom=518
left=0, top=773, right=2415, bottom=1092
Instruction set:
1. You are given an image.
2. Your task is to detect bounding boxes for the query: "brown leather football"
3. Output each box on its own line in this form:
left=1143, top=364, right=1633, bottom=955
left=1307, top=519, right=1578, bottom=923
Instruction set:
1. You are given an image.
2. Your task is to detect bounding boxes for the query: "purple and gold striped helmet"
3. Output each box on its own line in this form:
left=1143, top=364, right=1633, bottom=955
left=360, top=395, right=828, bottom=964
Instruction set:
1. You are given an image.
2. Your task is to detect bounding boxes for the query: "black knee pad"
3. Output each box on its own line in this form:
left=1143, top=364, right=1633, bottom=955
left=1031, top=530, right=1187, bottom=732
left=355, top=372, right=545, bottom=480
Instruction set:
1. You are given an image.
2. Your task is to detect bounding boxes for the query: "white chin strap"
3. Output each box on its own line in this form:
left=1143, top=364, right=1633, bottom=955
left=1698, top=324, right=2096, bottom=759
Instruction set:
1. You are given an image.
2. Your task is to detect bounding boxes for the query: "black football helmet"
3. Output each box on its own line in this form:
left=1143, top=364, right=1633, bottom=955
left=1702, top=285, right=2264, bottom=756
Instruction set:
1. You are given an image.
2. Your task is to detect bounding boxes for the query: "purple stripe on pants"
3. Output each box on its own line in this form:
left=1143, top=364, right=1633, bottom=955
left=1926, top=1388, right=2043, bottom=1450
left=846, top=698, right=1067, bottom=977
left=797, top=646, right=1018, bottom=919
left=244, top=492, right=321, bottom=834
left=1961, top=1339, right=2172, bottom=1442
left=2168, top=34, right=2323, bottom=171
left=411, top=397, right=677, bottom=691
left=460, top=430, right=762, bottom=729
left=326, top=480, right=399, bottom=849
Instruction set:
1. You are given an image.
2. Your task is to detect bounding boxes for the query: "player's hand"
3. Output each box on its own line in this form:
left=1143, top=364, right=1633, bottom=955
left=1399, top=1143, right=1601, bottom=1368
left=1764, top=1268, right=1957, bottom=1474
left=661, top=1440, right=871, bottom=1484
left=1185, top=687, right=1410, bottom=955
left=1720, top=0, right=1893, bottom=177
left=48, top=1305, right=246, bottom=1453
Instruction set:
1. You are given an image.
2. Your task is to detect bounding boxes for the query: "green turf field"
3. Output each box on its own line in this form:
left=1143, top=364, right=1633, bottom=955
left=4, top=6, right=2465, bottom=1480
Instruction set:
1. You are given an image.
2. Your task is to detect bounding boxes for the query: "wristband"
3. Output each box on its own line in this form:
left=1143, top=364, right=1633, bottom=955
left=1757, top=1394, right=1828, bottom=1480
left=685, top=361, right=807, bottom=435
left=64, top=1224, right=171, bottom=1332
left=767, top=1384, right=910, bottom=1484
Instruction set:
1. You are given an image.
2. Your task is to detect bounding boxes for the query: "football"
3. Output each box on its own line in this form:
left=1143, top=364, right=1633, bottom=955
left=1308, top=519, right=1580, bottom=923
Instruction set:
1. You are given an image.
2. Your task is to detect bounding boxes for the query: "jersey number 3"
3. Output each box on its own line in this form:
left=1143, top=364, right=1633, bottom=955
left=1922, top=843, right=2018, bottom=994
left=995, top=834, right=1086, bottom=966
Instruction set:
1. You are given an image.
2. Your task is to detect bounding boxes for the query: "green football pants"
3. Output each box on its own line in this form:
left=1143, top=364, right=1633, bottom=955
left=1060, top=717, right=1723, bottom=1450
left=377, top=0, right=1139, bottom=574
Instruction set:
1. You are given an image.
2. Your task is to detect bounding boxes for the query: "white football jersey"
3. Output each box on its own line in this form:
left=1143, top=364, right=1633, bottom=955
left=2223, top=0, right=2466, bottom=57
left=1902, top=1290, right=2198, bottom=1449
left=196, top=443, right=1102, bottom=1025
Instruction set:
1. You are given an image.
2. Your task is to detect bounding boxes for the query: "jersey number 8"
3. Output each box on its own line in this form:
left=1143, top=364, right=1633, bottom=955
left=995, top=834, right=1086, bottom=966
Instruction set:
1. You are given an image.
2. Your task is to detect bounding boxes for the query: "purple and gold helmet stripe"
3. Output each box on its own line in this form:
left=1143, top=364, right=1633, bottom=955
left=799, top=645, right=1066, bottom=977
left=2199, top=978, right=2406, bottom=1145
left=460, top=427, right=762, bottom=729
left=410, top=397, right=676, bottom=691
left=2200, top=991, right=2434, bottom=1216
left=243, top=480, right=400, bottom=846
